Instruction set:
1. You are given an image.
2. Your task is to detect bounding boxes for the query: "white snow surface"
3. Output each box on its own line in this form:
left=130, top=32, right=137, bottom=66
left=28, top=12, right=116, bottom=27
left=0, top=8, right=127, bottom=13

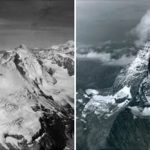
left=129, top=106, right=150, bottom=117
left=123, top=42, right=150, bottom=84
left=82, top=86, right=131, bottom=118
left=86, top=89, right=99, bottom=95
left=114, top=86, right=132, bottom=100
left=0, top=72, right=42, bottom=149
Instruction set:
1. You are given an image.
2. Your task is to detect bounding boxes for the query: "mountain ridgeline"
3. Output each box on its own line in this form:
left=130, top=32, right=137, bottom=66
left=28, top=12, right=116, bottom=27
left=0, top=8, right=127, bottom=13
left=0, top=41, right=74, bottom=150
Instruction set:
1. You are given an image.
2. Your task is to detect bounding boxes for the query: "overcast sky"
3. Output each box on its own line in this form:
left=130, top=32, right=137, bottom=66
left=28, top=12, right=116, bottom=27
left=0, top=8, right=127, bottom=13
left=77, top=0, right=150, bottom=45
left=0, top=0, right=74, bottom=49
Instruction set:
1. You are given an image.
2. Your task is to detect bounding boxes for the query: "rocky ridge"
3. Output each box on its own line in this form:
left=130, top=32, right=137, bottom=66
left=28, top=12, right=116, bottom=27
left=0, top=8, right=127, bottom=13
left=77, top=41, right=150, bottom=150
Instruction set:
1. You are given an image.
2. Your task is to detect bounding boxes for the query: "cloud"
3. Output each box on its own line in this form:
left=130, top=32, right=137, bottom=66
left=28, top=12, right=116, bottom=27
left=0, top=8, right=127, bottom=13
left=0, top=0, right=73, bottom=29
left=77, top=52, right=111, bottom=61
left=77, top=51, right=135, bottom=66
left=0, top=66, right=24, bottom=96
left=108, top=55, right=135, bottom=66
left=0, top=0, right=74, bottom=48
left=132, top=10, right=150, bottom=46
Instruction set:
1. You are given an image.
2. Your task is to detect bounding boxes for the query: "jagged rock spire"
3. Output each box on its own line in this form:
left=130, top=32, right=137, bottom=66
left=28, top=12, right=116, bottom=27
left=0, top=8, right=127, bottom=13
left=19, top=44, right=26, bottom=49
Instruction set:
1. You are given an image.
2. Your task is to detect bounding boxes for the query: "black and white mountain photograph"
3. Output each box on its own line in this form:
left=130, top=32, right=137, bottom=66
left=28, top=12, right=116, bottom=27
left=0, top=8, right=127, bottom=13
left=76, top=0, right=150, bottom=150
left=0, top=0, right=74, bottom=150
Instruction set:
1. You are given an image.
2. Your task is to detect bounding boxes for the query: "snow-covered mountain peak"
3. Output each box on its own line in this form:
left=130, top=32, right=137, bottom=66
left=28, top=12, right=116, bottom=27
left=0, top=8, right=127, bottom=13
left=0, top=42, right=74, bottom=150
left=113, top=41, right=150, bottom=92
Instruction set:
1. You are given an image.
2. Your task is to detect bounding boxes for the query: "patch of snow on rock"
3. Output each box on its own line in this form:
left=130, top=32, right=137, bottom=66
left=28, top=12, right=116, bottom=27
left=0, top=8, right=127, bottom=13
left=82, top=86, right=132, bottom=118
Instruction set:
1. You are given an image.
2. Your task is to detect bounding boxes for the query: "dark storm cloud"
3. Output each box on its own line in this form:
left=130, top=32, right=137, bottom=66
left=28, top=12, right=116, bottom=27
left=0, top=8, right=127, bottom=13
left=0, top=0, right=74, bottom=29
left=0, top=0, right=74, bottom=49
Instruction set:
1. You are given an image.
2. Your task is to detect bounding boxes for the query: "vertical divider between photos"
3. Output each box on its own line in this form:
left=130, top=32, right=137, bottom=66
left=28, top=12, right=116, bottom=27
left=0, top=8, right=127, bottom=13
left=74, top=0, right=77, bottom=149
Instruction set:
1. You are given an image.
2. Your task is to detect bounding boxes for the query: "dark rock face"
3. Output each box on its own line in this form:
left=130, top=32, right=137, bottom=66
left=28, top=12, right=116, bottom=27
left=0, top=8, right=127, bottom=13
left=31, top=106, right=74, bottom=150
left=39, top=113, right=67, bottom=150
left=107, top=109, right=150, bottom=150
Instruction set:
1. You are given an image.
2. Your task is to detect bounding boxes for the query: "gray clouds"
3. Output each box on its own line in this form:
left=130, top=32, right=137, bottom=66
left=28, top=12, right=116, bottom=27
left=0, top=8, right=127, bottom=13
left=77, top=0, right=150, bottom=45
left=77, top=39, right=137, bottom=66
left=0, top=0, right=74, bottom=27
left=77, top=51, right=135, bottom=66
left=132, top=10, right=150, bottom=46
left=0, top=0, right=74, bottom=49
left=76, top=0, right=150, bottom=66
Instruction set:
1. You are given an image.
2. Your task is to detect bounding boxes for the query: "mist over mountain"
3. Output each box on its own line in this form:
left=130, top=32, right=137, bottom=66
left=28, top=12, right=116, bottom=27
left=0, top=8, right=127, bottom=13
left=77, top=39, right=138, bottom=65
